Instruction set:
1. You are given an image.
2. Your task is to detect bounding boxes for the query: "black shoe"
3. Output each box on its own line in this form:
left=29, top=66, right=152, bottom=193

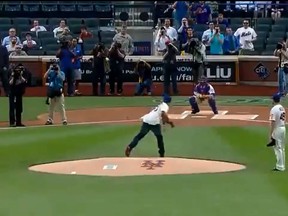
left=45, top=121, right=53, bottom=125
left=16, top=123, right=25, bottom=127
left=159, top=154, right=164, bottom=157
left=125, top=146, right=131, bottom=157
left=9, top=123, right=16, bottom=127
left=63, top=121, right=67, bottom=125
left=191, top=110, right=200, bottom=114
left=45, top=100, right=50, bottom=105
left=272, top=168, right=282, bottom=172
left=267, top=138, right=276, bottom=147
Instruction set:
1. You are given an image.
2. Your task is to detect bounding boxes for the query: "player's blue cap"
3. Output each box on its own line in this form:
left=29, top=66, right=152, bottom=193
left=163, top=94, right=172, bottom=103
left=272, top=92, right=282, bottom=102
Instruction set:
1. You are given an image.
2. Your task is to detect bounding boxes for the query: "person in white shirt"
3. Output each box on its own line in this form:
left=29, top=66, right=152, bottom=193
left=202, top=22, right=215, bottom=51
left=30, top=20, right=47, bottom=34
left=234, top=19, right=257, bottom=52
left=125, top=94, right=174, bottom=157
left=53, top=20, right=68, bottom=38
left=154, top=27, right=170, bottom=56
left=267, top=93, right=286, bottom=171
left=156, top=18, right=178, bottom=43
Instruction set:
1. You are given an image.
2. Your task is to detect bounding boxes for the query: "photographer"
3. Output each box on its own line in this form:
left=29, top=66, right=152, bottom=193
left=187, top=37, right=206, bottom=84
left=91, top=43, right=108, bottom=96
left=56, top=38, right=76, bottom=96
left=162, top=40, right=179, bottom=95
left=274, top=41, right=288, bottom=95
left=108, top=41, right=126, bottom=96
left=44, top=63, right=67, bottom=125
left=134, top=60, right=152, bottom=96
left=8, top=64, right=27, bottom=127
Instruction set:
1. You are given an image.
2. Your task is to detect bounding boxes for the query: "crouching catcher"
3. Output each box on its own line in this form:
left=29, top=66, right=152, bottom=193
left=189, top=76, right=218, bottom=114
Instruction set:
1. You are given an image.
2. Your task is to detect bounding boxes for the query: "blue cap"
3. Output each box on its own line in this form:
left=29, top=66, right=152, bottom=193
left=272, top=92, right=282, bottom=102
left=163, top=94, right=172, bottom=103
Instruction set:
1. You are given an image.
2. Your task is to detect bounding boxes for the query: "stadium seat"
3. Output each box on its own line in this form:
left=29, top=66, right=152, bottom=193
left=67, top=18, right=84, bottom=26
left=83, top=37, right=98, bottom=45
left=0, top=18, right=12, bottom=25
left=44, top=44, right=61, bottom=52
left=261, top=50, right=274, bottom=55
left=27, top=49, right=45, bottom=56
left=256, top=31, right=268, bottom=39
left=257, top=18, right=273, bottom=25
left=0, top=24, right=16, bottom=32
left=45, top=50, right=58, bottom=55
left=59, top=4, right=76, bottom=12
left=30, top=18, right=48, bottom=26
left=4, top=3, right=21, bottom=11
left=48, top=18, right=65, bottom=26
left=17, top=25, right=32, bottom=35
left=268, top=32, right=286, bottom=39
left=21, top=31, right=37, bottom=38
left=69, top=24, right=83, bottom=34
left=12, top=18, right=31, bottom=26
left=255, top=24, right=271, bottom=32
left=23, top=3, right=40, bottom=12
left=99, top=30, right=116, bottom=42
left=265, top=44, right=277, bottom=52
left=41, top=3, right=58, bottom=12
left=274, top=18, right=288, bottom=26
left=38, top=31, right=54, bottom=39
left=84, top=18, right=100, bottom=28
left=40, top=38, right=58, bottom=46
left=230, top=18, right=248, bottom=25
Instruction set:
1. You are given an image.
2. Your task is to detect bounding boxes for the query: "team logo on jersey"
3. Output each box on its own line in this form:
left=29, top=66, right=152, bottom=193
left=254, top=63, right=270, bottom=79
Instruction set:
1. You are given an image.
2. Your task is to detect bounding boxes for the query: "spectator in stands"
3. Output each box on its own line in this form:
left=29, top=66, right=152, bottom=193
left=134, top=60, right=152, bottom=96
left=6, top=36, right=18, bottom=54
left=181, top=27, right=195, bottom=53
left=30, top=20, right=47, bottom=36
left=113, top=25, right=134, bottom=55
left=79, top=26, right=93, bottom=41
left=162, top=18, right=178, bottom=42
left=223, top=27, right=240, bottom=55
left=0, top=39, right=10, bottom=96
left=9, top=46, right=28, bottom=57
left=153, top=1, right=174, bottom=28
left=53, top=20, right=69, bottom=39
left=91, top=43, right=109, bottom=96
left=172, top=1, right=189, bottom=29
left=71, top=38, right=83, bottom=96
left=234, top=19, right=257, bottom=54
left=22, top=33, right=38, bottom=51
left=208, top=25, right=224, bottom=54
left=205, top=1, right=219, bottom=16
left=177, top=17, right=191, bottom=50
left=2, top=28, right=21, bottom=47
left=154, top=27, right=170, bottom=56
left=59, top=27, right=73, bottom=43
left=271, top=5, right=284, bottom=20
left=215, top=13, right=229, bottom=27
left=192, top=1, right=212, bottom=24
left=202, top=22, right=215, bottom=53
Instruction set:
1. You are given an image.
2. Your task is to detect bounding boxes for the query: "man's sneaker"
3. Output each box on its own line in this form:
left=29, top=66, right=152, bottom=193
left=45, top=120, right=53, bottom=125
left=159, top=154, right=164, bottom=157
left=213, top=111, right=218, bottom=114
left=267, top=138, right=276, bottom=147
left=125, top=146, right=131, bottom=157
left=191, top=110, right=200, bottom=114
left=16, top=123, right=25, bottom=127
left=63, top=121, right=68, bottom=125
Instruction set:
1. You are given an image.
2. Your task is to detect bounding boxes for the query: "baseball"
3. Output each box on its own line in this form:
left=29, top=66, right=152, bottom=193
left=71, top=171, right=76, bottom=174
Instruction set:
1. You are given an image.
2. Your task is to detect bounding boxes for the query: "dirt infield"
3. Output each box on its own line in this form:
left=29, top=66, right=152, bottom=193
left=29, top=157, right=246, bottom=177
left=21, top=104, right=269, bottom=177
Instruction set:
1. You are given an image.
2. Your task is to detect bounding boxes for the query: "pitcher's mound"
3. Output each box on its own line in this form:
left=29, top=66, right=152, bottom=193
left=29, top=157, right=246, bottom=177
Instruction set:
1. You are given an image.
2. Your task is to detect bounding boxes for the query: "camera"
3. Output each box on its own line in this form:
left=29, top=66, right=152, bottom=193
left=113, top=41, right=121, bottom=49
left=189, top=38, right=198, bottom=49
left=13, top=65, right=24, bottom=79
left=276, top=42, right=283, bottom=50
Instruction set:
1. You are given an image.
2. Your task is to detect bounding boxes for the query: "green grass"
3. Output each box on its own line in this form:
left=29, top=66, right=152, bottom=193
left=0, top=95, right=285, bottom=121
left=0, top=96, right=288, bottom=216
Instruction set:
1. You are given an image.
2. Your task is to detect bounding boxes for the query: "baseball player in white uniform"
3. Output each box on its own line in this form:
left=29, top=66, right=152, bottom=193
left=125, top=94, right=174, bottom=157
left=267, top=93, right=286, bottom=171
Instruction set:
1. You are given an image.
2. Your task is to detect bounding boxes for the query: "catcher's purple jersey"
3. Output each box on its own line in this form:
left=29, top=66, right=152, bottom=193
left=194, top=83, right=215, bottom=96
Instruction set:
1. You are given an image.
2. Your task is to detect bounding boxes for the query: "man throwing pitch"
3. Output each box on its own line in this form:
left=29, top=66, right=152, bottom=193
left=125, top=94, right=174, bottom=157
left=267, top=93, right=286, bottom=171
left=189, top=76, right=218, bottom=114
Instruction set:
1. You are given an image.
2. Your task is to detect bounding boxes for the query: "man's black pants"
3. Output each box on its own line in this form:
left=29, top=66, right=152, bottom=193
left=163, top=64, right=178, bottom=95
left=128, top=122, right=165, bottom=156
left=109, top=68, right=123, bottom=94
left=9, top=93, right=23, bottom=125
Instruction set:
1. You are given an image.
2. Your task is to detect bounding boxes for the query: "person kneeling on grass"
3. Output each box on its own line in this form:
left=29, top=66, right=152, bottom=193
left=134, top=59, right=153, bottom=96
left=44, top=63, right=67, bottom=125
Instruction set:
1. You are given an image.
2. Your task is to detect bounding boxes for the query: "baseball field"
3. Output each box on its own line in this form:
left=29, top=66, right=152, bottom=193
left=1, top=95, right=288, bottom=216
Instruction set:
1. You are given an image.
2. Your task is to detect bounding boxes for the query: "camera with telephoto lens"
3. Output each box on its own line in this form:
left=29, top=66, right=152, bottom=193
left=51, top=63, right=59, bottom=72
left=189, top=38, right=199, bottom=50
left=13, top=65, right=24, bottom=79
left=276, top=42, right=283, bottom=50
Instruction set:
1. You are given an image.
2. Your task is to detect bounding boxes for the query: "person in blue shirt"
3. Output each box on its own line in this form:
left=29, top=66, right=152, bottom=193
left=208, top=25, right=224, bottom=55
left=215, top=13, right=229, bottom=27
left=44, top=63, right=67, bottom=125
left=56, top=39, right=76, bottom=96
left=223, top=26, right=240, bottom=55
left=71, top=38, right=83, bottom=96
left=192, top=1, right=211, bottom=24
left=172, top=1, right=189, bottom=29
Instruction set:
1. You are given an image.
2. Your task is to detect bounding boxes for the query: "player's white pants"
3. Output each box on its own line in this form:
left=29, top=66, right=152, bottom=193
left=48, top=94, right=67, bottom=123
left=272, top=126, right=286, bottom=171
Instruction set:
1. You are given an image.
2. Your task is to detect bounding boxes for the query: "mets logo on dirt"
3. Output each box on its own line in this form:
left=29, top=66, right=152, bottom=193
left=141, top=160, right=165, bottom=170
left=254, top=63, right=270, bottom=79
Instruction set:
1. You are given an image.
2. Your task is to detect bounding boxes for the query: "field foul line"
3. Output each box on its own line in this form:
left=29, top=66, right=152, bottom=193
left=0, top=119, right=140, bottom=130
left=180, top=111, right=190, bottom=119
